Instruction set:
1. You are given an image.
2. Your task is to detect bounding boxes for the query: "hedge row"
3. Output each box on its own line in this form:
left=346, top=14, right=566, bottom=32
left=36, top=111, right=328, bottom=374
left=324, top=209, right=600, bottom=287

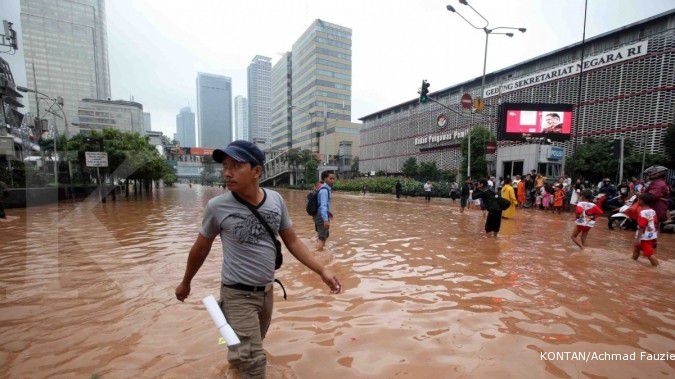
left=333, top=177, right=456, bottom=198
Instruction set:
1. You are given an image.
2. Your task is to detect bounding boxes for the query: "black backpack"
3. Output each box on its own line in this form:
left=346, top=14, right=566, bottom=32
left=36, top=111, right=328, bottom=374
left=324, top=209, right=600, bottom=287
left=498, top=196, right=512, bottom=211
left=306, top=187, right=328, bottom=216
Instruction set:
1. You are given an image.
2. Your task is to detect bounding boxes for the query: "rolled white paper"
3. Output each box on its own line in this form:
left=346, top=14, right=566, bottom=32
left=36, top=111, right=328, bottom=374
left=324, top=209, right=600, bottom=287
left=202, top=295, right=240, bottom=346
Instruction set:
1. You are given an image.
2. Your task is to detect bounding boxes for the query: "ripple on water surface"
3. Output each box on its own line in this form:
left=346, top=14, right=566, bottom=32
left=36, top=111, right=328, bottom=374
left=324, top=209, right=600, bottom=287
left=0, top=186, right=674, bottom=377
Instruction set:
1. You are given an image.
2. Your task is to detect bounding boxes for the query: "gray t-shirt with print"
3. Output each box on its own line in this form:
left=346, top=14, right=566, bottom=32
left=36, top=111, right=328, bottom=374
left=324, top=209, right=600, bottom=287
left=199, top=189, right=292, bottom=286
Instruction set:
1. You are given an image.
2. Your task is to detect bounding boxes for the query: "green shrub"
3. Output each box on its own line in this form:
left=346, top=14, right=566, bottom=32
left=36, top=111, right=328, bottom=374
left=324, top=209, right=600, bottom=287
left=333, top=177, right=454, bottom=198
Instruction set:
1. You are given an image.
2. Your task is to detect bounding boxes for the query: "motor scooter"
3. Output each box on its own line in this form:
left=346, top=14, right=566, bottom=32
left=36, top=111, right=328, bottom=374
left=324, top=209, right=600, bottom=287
left=608, top=195, right=638, bottom=230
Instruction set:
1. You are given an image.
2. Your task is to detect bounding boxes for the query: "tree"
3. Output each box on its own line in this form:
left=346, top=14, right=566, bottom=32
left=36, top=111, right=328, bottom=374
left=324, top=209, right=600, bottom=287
left=567, top=138, right=667, bottom=182
left=300, top=149, right=319, bottom=185
left=163, top=172, right=177, bottom=186
left=460, top=126, right=496, bottom=178
left=57, top=129, right=169, bottom=186
left=418, top=161, right=441, bottom=181
left=402, top=157, right=418, bottom=178
left=284, top=148, right=302, bottom=174
left=200, top=155, right=219, bottom=185
left=351, top=156, right=359, bottom=173
left=664, top=124, right=675, bottom=168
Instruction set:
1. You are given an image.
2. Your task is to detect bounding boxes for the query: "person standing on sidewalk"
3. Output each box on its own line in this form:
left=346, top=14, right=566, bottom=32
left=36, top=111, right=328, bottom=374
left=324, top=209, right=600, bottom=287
left=175, top=140, right=341, bottom=379
left=315, top=170, right=336, bottom=251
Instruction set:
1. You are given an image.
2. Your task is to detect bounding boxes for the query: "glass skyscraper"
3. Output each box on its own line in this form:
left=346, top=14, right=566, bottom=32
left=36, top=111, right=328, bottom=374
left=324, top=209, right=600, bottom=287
left=234, top=96, right=249, bottom=141
left=291, top=19, right=351, bottom=151
left=270, top=52, right=292, bottom=151
left=247, top=55, right=272, bottom=149
left=176, top=106, right=196, bottom=147
left=196, top=73, right=232, bottom=148
left=20, top=0, right=111, bottom=135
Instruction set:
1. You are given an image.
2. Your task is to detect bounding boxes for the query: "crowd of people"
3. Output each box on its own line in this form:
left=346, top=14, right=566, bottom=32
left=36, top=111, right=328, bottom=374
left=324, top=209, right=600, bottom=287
left=447, top=165, right=673, bottom=266
left=174, top=139, right=671, bottom=377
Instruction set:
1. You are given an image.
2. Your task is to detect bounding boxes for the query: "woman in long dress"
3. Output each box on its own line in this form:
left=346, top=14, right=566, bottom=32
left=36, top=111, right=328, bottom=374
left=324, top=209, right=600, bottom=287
left=501, top=178, right=518, bottom=218
left=517, top=178, right=526, bottom=207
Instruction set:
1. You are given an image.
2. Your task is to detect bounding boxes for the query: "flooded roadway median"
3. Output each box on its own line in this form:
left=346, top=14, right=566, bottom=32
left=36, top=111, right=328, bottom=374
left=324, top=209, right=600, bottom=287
left=1, top=185, right=673, bottom=378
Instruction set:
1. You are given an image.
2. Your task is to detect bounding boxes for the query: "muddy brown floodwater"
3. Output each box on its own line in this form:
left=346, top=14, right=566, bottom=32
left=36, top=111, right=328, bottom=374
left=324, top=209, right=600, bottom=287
left=0, top=185, right=674, bottom=378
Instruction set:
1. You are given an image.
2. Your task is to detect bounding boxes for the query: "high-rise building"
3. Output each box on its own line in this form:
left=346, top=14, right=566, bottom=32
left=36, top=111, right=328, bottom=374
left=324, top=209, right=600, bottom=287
left=291, top=19, right=351, bottom=152
left=196, top=73, right=232, bottom=148
left=76, top=99, right=143, bottom=134
left=20, top=0, right=111, bottom=135
left=247, top=55, right=272, bottom=149
left=270, top=52, right=292, bottom=151
left=176, top=106, right=196, bottom=147
left=234, top=96, right=249, bottom=141
left=143, top=112, right=151, bottom=133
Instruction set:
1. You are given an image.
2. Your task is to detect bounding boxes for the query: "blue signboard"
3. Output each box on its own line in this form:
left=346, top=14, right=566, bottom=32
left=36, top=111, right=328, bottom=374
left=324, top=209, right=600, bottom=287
left=548, top=146, right=565, bottom=161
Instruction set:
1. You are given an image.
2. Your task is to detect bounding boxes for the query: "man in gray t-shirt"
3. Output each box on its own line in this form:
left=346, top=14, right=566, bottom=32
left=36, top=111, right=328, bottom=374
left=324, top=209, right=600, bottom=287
left=200, top=189, right=291, bottom=286
left=175, top=140, right=341, bottom=379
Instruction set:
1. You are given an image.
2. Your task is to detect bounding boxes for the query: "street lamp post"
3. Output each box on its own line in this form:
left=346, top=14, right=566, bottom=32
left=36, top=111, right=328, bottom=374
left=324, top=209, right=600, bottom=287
left=17, top=86, right=74, bottom=199
left=446, top=1, right=526, bottom=178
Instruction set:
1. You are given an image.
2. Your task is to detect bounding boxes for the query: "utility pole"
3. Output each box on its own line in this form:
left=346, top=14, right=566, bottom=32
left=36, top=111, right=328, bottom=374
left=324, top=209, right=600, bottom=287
left=618, top=134, right=625, bottom=183
left=640, top=132, right=648, bottom=179
left=323, top=102, right=328, bottom=165
left=446, top=2, right=525, bottom=179
left=31, top=62, right=39, bottom=119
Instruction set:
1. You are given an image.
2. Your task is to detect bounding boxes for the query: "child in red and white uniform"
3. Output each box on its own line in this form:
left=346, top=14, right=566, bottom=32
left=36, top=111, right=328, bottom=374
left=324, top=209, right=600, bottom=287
left=633, top=193, right=659, bottom=266
left=571, top=190, right=603, bottom=250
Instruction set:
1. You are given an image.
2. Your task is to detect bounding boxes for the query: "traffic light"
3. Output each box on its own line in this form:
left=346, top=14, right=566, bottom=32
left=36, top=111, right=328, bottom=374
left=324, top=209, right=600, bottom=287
left=419, top=80, right=430, bottom=103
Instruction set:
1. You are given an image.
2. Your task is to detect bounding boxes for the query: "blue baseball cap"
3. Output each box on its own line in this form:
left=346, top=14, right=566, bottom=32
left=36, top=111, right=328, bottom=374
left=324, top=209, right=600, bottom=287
left=212, top=140, right=265, bottom=168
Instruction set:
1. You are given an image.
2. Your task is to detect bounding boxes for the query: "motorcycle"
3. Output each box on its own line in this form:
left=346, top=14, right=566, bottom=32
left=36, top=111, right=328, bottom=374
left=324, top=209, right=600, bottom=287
left=608, top=195, right=638, bottom=230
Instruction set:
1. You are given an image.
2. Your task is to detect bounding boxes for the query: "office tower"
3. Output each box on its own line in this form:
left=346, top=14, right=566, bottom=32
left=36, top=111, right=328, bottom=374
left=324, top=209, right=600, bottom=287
left=143, top=112, right=151, bottom=133
left=176, top=106, right=196, bottom=147
left=196, top=73, right=232, bottom=148
left=234, top=96, right=249, bottom=141
left=76, top=99, right=143, bottom=134
left=291, top=19, right=351, bottom=152
left=20, top=0, right=111, bottom=135
left=247, top=55, right=272, bottom=149
left=270, top=52, right=292, bottom=151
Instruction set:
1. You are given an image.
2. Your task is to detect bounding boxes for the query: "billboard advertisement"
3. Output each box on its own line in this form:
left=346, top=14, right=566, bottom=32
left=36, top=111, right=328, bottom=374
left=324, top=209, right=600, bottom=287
left=189, top=147, right=215, bottom=156
left=498, top=103, right=573, bottom=141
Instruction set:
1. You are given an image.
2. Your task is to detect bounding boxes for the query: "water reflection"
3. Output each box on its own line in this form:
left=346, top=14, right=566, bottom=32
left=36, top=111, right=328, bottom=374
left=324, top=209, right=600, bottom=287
left=0, top=185, right=673, bottom=377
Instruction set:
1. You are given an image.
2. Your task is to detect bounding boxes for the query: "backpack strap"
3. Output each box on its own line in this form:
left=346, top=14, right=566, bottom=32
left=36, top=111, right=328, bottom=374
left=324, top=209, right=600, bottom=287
left=316, top=186, right=329, bottom=207
left=231, top=189, right=287, bottom=300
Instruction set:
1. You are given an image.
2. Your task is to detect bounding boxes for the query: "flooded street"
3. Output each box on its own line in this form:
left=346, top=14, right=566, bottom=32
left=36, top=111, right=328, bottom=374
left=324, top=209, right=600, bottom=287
left=1, top=184, right=674, bottom=378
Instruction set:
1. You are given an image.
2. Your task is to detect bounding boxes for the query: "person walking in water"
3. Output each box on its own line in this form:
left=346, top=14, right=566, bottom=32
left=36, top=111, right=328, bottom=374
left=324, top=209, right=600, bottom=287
left=175, top=140, right=342, bottom=379
left=472, top=179, right=503, bottom=237
left=423, top=180, right=432, bottom=202
left=501, top=178, right=518, bottom=219
left=0, top=180, right=9, bottom=219
left=571, top=190, right=603, bottom=250
left=395, top=180, right=402, bottom=199
left=460, top=177, right=471, bottom=213
left=633, top=193, right=659, bottom=266
left=315, top=171, right=336, bottom=251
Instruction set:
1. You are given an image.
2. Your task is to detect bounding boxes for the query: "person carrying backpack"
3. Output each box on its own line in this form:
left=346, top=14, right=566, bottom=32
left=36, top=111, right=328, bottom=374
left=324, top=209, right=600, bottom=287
left=175, top=140, right=341, bottom=379
left=312, top=170, right=336, bottom=251
left=473, top=179, right=511, bottom=237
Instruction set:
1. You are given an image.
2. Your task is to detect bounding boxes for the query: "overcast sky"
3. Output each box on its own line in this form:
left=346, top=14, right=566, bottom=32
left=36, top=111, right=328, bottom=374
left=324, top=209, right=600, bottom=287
left=106, top=0, right=675, bottom=140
